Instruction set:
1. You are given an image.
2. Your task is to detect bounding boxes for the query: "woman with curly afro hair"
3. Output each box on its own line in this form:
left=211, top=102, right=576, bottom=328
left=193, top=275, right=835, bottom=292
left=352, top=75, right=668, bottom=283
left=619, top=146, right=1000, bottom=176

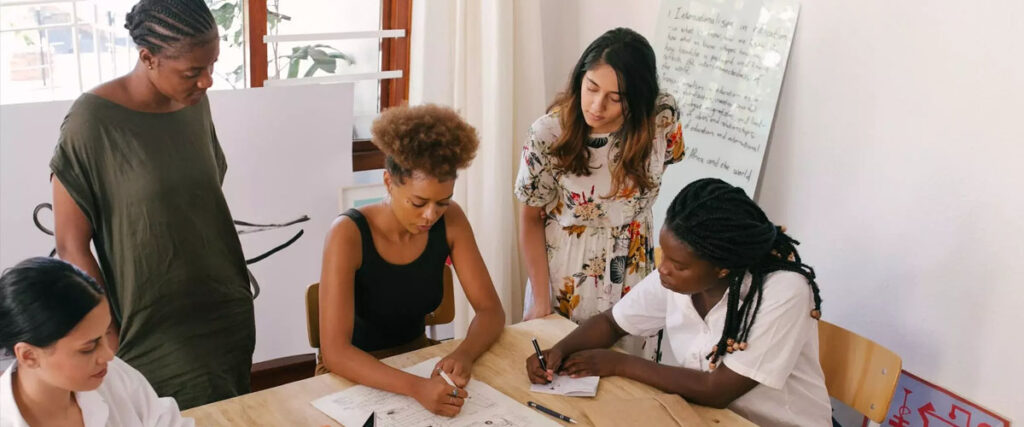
left=318, top=104, right=505, bottom=417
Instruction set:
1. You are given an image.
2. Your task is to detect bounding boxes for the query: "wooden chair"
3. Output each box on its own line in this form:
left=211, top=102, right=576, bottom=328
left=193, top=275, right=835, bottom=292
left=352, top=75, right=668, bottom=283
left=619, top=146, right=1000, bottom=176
left=306, top=264, right=456, bottom=349
left=818, top=320, right=902, bottom=424
left=249, top=354, right=316, bottom=392
left=655, top=247, right=900, bottom=423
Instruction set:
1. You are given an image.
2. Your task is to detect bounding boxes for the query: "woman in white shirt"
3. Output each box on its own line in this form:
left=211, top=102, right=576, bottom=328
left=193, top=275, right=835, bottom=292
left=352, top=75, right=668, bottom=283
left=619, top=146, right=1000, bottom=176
left=0, top=257, right=193, bottom=427
left=526, top=178, right=832, bottom=426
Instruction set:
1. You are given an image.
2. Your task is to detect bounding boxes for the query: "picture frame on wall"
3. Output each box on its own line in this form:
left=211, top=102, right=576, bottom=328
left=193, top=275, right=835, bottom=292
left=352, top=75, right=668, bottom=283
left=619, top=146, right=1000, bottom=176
left=339, top=184, right=387, bottom=211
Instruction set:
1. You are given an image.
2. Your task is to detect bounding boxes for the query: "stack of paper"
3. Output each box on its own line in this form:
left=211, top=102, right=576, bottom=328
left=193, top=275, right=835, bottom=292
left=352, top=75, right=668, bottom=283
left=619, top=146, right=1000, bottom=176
left=311, top=357, right=560, bottom=427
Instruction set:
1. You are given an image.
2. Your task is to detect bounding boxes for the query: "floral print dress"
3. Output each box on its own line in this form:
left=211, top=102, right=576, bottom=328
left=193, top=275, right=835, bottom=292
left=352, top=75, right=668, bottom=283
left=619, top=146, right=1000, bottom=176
left=515, top=93, right=685, bottom=359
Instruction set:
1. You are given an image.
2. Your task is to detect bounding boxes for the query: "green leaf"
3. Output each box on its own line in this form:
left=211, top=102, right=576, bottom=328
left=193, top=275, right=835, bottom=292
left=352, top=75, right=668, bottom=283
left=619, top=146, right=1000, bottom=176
left=327, top=51, right=356, bottom=66
left=303, top=63, right=321, bottom=78
left=284, top=46, right=310, bottom=61
left=212, top=2, right=237, bottom=31
left=287, top=57, right=301, bottom=79
left=228, top=64, right=244, bottom=84
left=232, top=28, right=243, bottom=47
left=268, top=11, right=292, bottom=21
left=309, top=48, right=337, bottom=73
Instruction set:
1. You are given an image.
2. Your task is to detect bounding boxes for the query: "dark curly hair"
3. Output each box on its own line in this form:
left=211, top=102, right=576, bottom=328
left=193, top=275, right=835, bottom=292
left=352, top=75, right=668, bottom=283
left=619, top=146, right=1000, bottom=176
left=371, top=104, right=479, bottom=184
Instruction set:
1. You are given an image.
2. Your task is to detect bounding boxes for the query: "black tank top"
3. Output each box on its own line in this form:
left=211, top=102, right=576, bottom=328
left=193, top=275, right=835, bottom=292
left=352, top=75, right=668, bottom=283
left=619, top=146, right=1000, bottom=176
left=342, top=209, right=450, bottom=352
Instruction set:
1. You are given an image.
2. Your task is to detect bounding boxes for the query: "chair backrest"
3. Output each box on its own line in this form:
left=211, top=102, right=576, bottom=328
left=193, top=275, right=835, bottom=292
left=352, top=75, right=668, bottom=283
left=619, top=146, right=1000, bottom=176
left=654, top=247, right=663, bottom=267
left=818, top=320, right=902, bottom=423
left=305, top=264, right=456, bottom=349
left=426, top=264, right=456, bottom=326
left=306, top=282, right=320, bottom=348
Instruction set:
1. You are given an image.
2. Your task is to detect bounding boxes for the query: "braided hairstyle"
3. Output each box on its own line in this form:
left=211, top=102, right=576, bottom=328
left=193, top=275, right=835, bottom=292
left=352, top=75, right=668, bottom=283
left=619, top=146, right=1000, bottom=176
left=124, top=0, right=218, bottom=56
left=665, top=178, right=822, bottom=369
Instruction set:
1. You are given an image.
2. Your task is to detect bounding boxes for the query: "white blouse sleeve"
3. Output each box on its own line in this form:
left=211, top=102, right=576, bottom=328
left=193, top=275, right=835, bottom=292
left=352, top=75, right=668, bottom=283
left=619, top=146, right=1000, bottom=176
left=721, top=272, right=818, bottom=389
left=114, top=358, right=196, bottom=427
left=611, top=272, right=669, bottom=337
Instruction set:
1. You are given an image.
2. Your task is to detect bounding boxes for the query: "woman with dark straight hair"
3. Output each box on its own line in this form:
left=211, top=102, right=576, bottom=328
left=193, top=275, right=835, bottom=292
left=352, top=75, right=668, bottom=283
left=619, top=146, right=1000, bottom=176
left=516, top=27, right=686, bottom=359
left=0, top=257, right=193, bottom=427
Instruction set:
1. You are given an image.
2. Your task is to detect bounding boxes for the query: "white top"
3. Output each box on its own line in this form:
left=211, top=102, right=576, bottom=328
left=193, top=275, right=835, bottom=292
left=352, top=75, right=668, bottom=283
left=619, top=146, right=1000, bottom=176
left=1, top=357, right=194, bottom=427
left=612, top=270, right=833, bottom=427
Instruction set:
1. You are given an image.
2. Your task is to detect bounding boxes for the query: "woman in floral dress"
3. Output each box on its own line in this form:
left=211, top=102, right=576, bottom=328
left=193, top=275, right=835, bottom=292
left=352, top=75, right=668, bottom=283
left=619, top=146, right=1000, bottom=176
left=516, top=28, right=685, bottom=359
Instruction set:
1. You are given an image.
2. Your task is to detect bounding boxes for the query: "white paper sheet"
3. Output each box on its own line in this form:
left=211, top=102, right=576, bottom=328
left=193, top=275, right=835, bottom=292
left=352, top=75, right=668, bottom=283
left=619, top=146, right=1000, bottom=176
left=311, top=358, right=560, bottom=427
left=530, top=374, right=600, bottom=397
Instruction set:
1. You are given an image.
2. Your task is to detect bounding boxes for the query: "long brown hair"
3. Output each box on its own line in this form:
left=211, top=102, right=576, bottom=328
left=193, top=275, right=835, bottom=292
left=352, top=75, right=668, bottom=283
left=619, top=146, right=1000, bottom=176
left=548, top=27, right=660, bottom=197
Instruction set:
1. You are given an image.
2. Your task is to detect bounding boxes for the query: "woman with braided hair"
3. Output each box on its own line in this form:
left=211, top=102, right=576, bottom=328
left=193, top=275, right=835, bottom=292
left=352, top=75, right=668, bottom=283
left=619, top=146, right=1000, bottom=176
left=50, top=0, right=253, bottom=408
left=526, top=178, right=831, bottom=426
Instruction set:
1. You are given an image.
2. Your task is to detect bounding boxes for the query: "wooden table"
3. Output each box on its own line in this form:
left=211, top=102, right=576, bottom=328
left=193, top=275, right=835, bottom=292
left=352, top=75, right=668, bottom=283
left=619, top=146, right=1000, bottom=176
left=184, top=315, right=754, bottom=426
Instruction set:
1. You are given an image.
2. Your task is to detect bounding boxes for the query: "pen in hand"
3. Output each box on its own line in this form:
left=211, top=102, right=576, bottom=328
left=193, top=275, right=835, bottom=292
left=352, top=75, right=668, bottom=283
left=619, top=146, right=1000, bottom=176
left=532, top=338, right=548, bottom=373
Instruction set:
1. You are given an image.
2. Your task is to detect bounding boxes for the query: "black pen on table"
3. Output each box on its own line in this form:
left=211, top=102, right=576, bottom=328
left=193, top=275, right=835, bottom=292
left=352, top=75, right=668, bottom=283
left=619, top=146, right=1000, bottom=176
left=531, top=337, right=548, bottom=373
left=528, top=401, right=577, bottom=424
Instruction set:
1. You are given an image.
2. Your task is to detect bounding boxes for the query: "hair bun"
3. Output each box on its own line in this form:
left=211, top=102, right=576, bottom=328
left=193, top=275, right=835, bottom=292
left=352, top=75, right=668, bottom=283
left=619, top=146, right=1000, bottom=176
left=124, top=4, right=142, bottom=31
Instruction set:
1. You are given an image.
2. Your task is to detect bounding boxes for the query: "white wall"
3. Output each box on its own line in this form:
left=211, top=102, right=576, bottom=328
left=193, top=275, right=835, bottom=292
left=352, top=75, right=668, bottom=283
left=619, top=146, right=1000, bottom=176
left=511, top=0, right=1024, bottom=422
left=0, top=85, right=354, bottom=366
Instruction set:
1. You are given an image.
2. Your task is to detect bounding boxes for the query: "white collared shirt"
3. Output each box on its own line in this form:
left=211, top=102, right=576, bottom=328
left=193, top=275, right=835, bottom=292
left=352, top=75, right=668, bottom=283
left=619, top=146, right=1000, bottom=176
left=612, top=270, right=833, bottom=427
left=1, top=357, right=194, bottom=427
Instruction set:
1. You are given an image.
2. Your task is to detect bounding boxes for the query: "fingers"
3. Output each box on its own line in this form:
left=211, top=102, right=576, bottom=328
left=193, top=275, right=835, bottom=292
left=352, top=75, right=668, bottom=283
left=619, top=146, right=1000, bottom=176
left=449, top=362, right=467, bottom=382
left=430, top=383, right=468, bottom=416
left=544, top=349, right=563, bottom=373
left=436, top=358, right=470, bottom=387
left=437, top=403, right=463, bottom=417
left=561, top=355, right=586, bottom=377
left=525, top=355, right=550, bottom=384
left=450, top=372, right=469, bottom=388
left=442, top=393, right=466, bottom=407
left=437, top=358, right=456, bottom=374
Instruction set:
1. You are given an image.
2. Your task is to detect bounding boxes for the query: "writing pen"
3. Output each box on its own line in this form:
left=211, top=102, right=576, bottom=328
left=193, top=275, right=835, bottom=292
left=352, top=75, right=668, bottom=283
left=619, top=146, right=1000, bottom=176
left=528, top=401, right=577, bottom=424
left=437, top=368, right=470, bottom=399
left=531, top=338, right=548, bottom=372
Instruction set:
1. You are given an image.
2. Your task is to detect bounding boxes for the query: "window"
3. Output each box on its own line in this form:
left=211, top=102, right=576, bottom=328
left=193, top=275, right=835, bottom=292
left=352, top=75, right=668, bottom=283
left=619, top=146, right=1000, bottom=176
left=0, top=0, right=137, bottom=105
left=247, top=0, right=411, bottom=170
left=0, top=0, right=411, bottom=170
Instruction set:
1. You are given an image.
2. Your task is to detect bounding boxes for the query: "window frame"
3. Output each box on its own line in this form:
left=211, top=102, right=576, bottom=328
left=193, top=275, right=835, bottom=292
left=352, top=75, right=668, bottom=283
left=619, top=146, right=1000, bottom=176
left=246, top=0, right=411, bottom=171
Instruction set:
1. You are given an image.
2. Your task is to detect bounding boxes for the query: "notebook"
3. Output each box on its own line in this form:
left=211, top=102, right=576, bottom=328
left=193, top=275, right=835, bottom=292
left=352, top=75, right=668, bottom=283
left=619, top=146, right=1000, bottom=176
left=529, top=374, right=600, bottom=397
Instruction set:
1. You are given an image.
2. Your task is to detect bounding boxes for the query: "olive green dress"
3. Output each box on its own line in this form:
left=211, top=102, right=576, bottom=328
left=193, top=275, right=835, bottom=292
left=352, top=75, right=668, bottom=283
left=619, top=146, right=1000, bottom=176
left=50, top=93, right=255, bottom=409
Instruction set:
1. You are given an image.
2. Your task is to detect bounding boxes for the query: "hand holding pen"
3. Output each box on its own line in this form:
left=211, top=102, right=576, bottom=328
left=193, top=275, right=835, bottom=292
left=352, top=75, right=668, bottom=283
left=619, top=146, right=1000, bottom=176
left=526, top=337, right=565, bottom=384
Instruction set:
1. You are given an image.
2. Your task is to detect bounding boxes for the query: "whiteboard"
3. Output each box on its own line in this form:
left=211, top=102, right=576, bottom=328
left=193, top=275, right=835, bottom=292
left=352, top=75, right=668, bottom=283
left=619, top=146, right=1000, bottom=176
left=651, top=0, right=799, bottom=231
left=0, top=84, right=353, bottom=362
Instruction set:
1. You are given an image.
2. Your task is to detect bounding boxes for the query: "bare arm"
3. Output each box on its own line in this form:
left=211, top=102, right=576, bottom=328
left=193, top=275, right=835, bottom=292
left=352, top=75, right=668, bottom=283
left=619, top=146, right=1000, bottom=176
left=53, top=176, right=119, bottom=350
left=435, top=203, right=505, bottom=382
left=519, top=205, right=551, bottom=320
left=319, top=217, right=467, bottom=417
left=52, top=176, right=104, bottom=286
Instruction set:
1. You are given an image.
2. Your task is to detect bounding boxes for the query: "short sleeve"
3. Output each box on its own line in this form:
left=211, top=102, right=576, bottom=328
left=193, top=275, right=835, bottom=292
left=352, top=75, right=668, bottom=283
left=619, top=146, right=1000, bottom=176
left=49, top=111, right=100, bottom=229
left=722, top=272, right=816, bottom=390
left=654, top=93, right=685, bottom=166
left=210, top=122, right=227, bottom=184
left=611, top=272, right=669, bottom=337
left=514, top=115, right=559, bottom=207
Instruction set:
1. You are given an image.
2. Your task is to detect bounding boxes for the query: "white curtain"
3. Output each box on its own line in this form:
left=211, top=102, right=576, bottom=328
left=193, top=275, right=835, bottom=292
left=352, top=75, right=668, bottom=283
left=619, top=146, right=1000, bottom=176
left=409, top=0, right=549, bottom=336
